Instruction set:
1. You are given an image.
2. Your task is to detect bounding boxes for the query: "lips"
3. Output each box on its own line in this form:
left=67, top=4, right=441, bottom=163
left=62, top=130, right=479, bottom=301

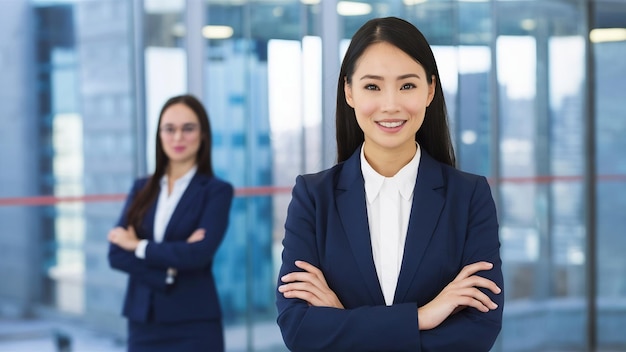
left=377, top=120, right=406, bottom=128
left=173, top=146, right=186, bottom=152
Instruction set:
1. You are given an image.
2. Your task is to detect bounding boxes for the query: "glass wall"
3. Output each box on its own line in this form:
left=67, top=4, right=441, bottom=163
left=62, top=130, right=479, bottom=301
left=0, top=0, right=625, bottom=351
left=594, top=1, right=626, bottom=350
left=496, top=1, right=589, bottom=350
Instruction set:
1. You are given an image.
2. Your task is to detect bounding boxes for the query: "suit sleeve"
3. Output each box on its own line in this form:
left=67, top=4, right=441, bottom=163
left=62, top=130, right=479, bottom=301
left=142, top=181, right=234, bottom=271
left=276, top=175, right=421, bottom=352
left=107, top=180, right=169, bottom=291
left=420, top=176, right=504, bottom=352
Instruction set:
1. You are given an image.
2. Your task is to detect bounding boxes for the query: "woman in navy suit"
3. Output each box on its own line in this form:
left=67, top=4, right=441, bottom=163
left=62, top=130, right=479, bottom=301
left=276, top=17, right=503, bottom=351
left=108, top=94, right=233, bottom=352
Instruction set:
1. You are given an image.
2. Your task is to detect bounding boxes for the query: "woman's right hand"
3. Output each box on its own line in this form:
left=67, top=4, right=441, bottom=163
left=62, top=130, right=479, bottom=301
left=108, top=226, right=140, bottom=251
left=278, top=260, right=345, bottom=309
left=417, top=261, right=501, bottom=330
left=186, top=228, right=205, bottom=243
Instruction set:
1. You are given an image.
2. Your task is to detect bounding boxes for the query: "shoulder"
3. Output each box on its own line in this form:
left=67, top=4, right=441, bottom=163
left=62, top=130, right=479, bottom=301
left=299, top=163, right=342, bottom=183
left=194, top=173, right=234, bottom=195
left=133, top=176, right=150, bottom=188
left=289, top=161, right=358, bottom=209
left=299, top=147, right=360, bottom=191
left=127, top=176, right=150, bottom=195
left=441, top=165, right=493, bottom=203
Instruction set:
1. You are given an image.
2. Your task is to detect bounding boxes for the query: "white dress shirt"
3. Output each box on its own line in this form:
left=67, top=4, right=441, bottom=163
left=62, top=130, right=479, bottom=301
left=361, top=144, right=420, bottom=306
left=134, top=165, right=197, bottom=259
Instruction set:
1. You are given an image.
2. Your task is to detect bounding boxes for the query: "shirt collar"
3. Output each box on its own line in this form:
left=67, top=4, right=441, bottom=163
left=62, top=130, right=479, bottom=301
left=361, top=143, right=421, bottom=203
left=160, top=165, right=198, bottom=188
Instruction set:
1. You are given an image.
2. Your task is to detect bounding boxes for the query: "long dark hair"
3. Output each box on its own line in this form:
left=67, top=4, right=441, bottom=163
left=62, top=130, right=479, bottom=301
left=336, top=17, right=455, bottom=167
left=125, top=94, right=214, bottom=232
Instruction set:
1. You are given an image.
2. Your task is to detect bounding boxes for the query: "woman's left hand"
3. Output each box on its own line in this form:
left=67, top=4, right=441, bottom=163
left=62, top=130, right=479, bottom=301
left=108, top=226, right=140, bottom=251
left=278, top=260, right=344, bottom=309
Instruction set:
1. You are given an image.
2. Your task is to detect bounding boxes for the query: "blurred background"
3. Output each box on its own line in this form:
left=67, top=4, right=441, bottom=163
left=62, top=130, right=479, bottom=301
left=0, top=0, right=625, bottom=351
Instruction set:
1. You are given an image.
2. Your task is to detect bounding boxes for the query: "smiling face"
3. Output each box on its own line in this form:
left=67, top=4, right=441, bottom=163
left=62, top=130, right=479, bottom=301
left=344, top=41, right=435, bottom=163
left=158, top=103, right=202, bottom=168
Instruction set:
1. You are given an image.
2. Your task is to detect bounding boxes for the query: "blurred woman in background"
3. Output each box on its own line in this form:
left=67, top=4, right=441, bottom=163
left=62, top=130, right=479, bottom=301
left=108, top=94, right=233, bottom=352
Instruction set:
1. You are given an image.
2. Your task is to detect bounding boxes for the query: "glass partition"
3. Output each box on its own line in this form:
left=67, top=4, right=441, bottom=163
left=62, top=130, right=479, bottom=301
left=594, top=1, right=626, bottom=350
left=495, top=1, right=588, bottom=350
left=202, top=2, right=320, bottom=350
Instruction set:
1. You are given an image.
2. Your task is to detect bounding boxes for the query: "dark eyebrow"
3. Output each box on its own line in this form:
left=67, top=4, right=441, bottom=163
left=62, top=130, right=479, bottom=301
left=359, top=74, right=383, bottom=81
left=359, top=73, right=422, bottom=80
left=161, top=122, right=197, bottom=126
left=398, top=73, right=421, bottom=80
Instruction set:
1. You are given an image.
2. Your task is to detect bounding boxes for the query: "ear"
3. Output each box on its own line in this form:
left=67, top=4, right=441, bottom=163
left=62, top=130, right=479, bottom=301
left=344, top=77, right=355, bottom=108
left=427, top=75, right=436, bottom=107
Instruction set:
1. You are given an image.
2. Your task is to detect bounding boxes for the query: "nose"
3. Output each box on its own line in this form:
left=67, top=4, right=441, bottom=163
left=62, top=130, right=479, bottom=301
left=172, top=129, right=184, bottom=141
left=381, top=90, right=400, bottom=113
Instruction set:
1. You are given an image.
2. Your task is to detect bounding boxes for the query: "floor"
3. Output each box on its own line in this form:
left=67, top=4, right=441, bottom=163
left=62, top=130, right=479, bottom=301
left=0, top=317, right=287, bottom=352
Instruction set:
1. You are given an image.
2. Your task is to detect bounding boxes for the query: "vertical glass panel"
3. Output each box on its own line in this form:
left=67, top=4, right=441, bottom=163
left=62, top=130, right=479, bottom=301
left=0, top=0, right=138, bottom=337
left=143, top=0, right=186, bottom=172
left=0, top=0, right=142, bottom=334
left=29, top=3, right=86, bottom=314
left=204, top=1, right=319, bottom=350
left=594, top=1, right=626, bottom=350
left=0, top=2, right=42, bottom=279
left=548, top=33, right=585, bottom=296
left=29, top=3, right=79, bottom=313
left=76, top=0, right=139, bottom=334
left=496, top=1, right=587, bottom=351
left=456, top=1, right=493, bottom=176
left=51, top=110, right=85, bottom=315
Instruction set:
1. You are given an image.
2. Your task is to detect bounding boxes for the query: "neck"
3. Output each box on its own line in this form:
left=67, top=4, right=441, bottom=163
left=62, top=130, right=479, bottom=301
left=167, top=161, right=196, bottom=181
left=363, top=142, right=416, bottom=177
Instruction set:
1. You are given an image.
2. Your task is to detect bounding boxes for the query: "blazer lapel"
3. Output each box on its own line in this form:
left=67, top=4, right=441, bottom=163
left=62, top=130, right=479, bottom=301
left=394, top=151, right=446, bottom=303
left=336, top=148, right=385, bottom=304
left=163, top=173, right=205, bottom=240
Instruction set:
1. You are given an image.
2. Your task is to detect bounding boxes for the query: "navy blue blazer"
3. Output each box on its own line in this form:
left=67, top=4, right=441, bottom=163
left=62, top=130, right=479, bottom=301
left=276, top=147, right=504, bottom=352
left=108, top=173, right=233, bottom=323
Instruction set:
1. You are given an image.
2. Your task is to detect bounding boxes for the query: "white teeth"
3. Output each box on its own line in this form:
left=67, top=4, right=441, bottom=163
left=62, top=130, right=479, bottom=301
left=378, top=121, right=404, bottom=128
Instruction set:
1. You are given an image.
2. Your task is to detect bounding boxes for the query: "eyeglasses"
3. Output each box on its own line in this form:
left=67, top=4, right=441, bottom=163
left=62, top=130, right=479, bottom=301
left=159, top=123, right=199, bottom=137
